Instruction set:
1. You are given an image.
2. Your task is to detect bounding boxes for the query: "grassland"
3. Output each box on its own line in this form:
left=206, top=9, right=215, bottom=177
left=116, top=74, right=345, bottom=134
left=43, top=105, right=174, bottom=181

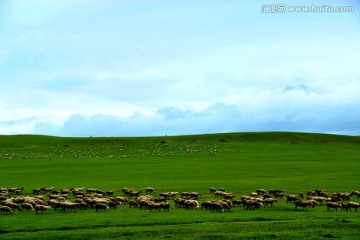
left=0, top=132, right=359, bottom=239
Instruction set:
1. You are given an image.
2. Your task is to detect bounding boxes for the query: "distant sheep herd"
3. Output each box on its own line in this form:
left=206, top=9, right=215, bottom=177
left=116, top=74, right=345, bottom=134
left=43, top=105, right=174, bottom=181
left=0, top=186, right=359, bottom=215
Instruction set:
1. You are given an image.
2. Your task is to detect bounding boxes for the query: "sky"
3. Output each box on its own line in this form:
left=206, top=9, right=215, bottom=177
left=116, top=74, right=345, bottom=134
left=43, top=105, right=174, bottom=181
left=0, top=0, right=359, bottom=136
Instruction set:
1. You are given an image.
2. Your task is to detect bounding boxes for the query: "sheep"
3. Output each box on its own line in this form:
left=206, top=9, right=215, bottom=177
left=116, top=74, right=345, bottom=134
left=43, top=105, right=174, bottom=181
left=159, top=193, right=170, bottom=200
left=79, top=202, right=90, bottom=210
left=308, top=196, right=326, bottom=205
left=154, top=196, right=166, bottom=203
left=108, top=200, right=119, bottom=210
left=256, top=189, right=267, bottom=195
left=167, top=192, right=178, bottom=199
left=35, top=205, right=51, bottom=214
left=269, top=189, right=283, bottom=195
left=223, top=194, right=236, bottom=200
left=326, top=202, right=345, bottom=212
left=95, top=203, right=109, bottom=211
left=201, top=201, right=213, bottom=210
left=138, top=200, right=151, bottom=210
left=174, top=198, right=185, bottom=208
left=243, top=200, right=262, bottom=210
left=180, top=192, right=190, bottom=198
left=214, top=191, right=225, bottom=198
left=115, top=196, right=129, bottom=205
left=105, top=190, right=115, bottom=197
left=250, top=192, right=259, bottom=197
left=60, top=188, right=71, bottom=194
left=294, top=200, right=312, bottom=211
left=148, top=202, right=162, bottom=212
left=346, top=202, right=359, bottom=212
left=211, top=202, right=224, bottom=212
left=60, top=202, right=79, bottom=212
left=231, top=199, right=242, bottom=207
left=263, top=198, right=278, bottom=207
left=183, top=200, right=199, bottom=210
left=218, top=200, right=231, bottom=212
left=0, top=206, right=12, bottom=214
left=146, top=187, right=155, bottom=194
left=286, top=195, right=301, bottom=203
left=136, top=195, right=154, bottom=202
left=21, top=203, right=35, bottom=211
left=128, top=190, right=142, bottom=199
left=350, top=190, right=360, bottom=199
left=128, top=200, right=139, bottom=208
left=32, top=188, right=41, bottom=195
left=209, top=187, right=216, bottom=194
left=4, top=202, right=22, bottom=212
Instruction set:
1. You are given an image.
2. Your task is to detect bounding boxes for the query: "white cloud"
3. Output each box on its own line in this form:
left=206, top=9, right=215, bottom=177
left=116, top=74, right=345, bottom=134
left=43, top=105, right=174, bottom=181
left=0, top=1, right=359, bottom=136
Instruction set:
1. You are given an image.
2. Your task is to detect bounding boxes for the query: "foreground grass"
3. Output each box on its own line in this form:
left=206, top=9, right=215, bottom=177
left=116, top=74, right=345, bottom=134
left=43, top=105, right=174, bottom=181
left=0, top=132, right=359, bottom=239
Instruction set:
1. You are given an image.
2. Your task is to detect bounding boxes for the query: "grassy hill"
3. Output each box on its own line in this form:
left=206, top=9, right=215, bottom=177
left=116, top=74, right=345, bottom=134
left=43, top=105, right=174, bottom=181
left=0, top=132, right=359, bottom=239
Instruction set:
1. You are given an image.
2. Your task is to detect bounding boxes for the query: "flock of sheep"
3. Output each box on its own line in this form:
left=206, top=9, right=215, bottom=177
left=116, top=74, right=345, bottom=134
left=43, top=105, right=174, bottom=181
left=1, top=186, right=359, bottom=215
left=0, top=141, right=233, bottom=161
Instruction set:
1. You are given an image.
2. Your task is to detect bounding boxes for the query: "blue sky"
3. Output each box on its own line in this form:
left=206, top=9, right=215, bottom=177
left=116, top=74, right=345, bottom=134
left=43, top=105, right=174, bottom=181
left=1, top=0, right=359, bottom=136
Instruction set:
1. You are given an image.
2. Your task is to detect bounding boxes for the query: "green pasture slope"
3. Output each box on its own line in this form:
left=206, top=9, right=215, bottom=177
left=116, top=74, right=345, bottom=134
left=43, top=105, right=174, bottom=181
left=0, top=132, right=359, bottom=239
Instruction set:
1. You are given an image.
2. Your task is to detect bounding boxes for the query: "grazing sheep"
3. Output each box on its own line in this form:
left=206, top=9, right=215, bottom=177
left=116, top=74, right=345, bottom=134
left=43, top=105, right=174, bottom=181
left=286, top=195, right=300, bottom=203
left=161, top=202, right=171, bottom=212
left=95, top=203, right=109, bottom=212
left=350, top=191, right=360, bottom=199
left=210, top=187, right=216, bottom=194
left=105, top=190, right=115, bottom=196
left=128, top=200, right=139, bottom=208
left=181, top=192, right=190, bottom=198
left=250, top=192, right=259, bottom=197
left=256, top=189, right=267, bottom=195
left=146, top=187, right=155, bottom=194
left=346, top=202, right=359, bottom=212
left=218, top=200, right=231, bottom=212
left=60, top=202, right=79, bottom=212
left=154, top=196, right=166, bottom=203
left=115, top=196, right=129, bottom=205
left=33, top=188, right=41, bottom=195
left=243, top=200, right=262, bottom=210
left=326, top=202, right=345, bottom=212
left=4, top=202, right=22, bottom=212
left=174, top=198, right=185, bottom=208
left=148, top=202, right=162, bottom=212
left=138, top=200, right=151, bottom=210
left=108, top=200, right=119, bottom=209
left=201, top=201, right=213, bottom=211
left=167, top=192, right=178, bottom=199
left=159, top=193, right=170, bottom=200
left=21, top=203, right=35, bottom=211
left=128, top=190, right=142, bottom=199
left=212, top=202, right=224, bottom=212
left=79, top=202, right=89, bottom=210
left=263, top=198, right=278, bottom=207
left=223, top=194, right=236, bottom=200
left=214, top=191, right=225, bottom=198
left=232, top=199, right=242, bottom=207
left=0, top=206, right=12, bottom=214
left=35, top=205, right=51, bottom=214
left=294, top=200, right=312, bottom=211
left=269, top=189, right=283, bottom=195
left=308, top=196, right=326, bottom=205
left=183, top=200, right=199, bottom=210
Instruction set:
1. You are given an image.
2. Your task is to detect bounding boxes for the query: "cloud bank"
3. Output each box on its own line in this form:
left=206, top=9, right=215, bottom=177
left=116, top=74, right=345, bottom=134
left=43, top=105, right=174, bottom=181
left=0, top=1, right=359, bottom=136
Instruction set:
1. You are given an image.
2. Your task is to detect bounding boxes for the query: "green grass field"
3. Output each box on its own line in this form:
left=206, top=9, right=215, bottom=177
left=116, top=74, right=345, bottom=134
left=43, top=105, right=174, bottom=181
left=0, top=132, right=359, bottom=239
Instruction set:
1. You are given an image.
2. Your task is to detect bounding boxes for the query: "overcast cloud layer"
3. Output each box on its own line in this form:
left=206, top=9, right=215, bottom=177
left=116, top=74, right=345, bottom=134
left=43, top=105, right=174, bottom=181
left=1, top=1, right=360, bottom=136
